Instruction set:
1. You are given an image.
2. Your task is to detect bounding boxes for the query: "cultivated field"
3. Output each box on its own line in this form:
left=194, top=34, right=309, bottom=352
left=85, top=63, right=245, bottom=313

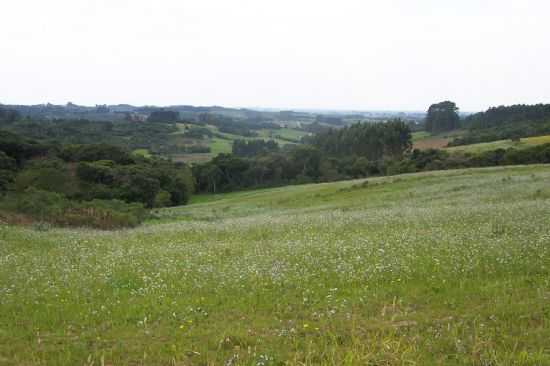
left=1, top=166, right=550, bottom=365
left=412, top=131, right=465, bottom=150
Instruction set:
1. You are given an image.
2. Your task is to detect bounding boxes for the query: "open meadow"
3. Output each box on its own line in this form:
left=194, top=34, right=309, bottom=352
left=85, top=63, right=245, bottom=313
left=1, top=166, right=550, bottom=365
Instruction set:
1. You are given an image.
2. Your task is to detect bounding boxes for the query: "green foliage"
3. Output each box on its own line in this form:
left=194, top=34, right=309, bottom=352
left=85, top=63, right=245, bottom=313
left=450, top=119, right=550, bottom=146
left=449, top=104, right=550, bottom=147
left=183, top=126, right=214, bottom=139
left=60, top=144, right=134, bottom=164
left=464, top=103, right=550, bottom=129
left=147, top=110, right=179, bottom=123
left=14, top=158, right=79, bottom=196
left=2, top=119, right=182, bottom=155
left=387, top=143, right=550, bottom=175
left=154, top=190, right=172, bottom=208
left=76, top=160, right=115, bottom=184
left=0, top=151, right=16, bottom=171
left=198, top=113, right=260, bottom=137
left=0, top=106, right=20, bottom=123
left=0, top=130, right=50, bottom=165
left=232, top=139, right=279, bottom=157
left=0, top=131, right=194, bottom=227
left=0, top=169, right=15, bottom=194
left=310, top=119, right=412, bottom=160
left=425, top=101, right=460, bottom=133
left=0, top=187, right=147, bottom=229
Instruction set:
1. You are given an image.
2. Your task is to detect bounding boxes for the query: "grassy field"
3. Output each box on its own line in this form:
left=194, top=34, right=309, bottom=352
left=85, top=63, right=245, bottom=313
left=2, top=166, right=550, bottom=365
left=413, top=131, right=550, bottom=154
left=132, top=149, right=152, bottom=158
left=446, top=135, right=550, bottom=154
left=169, top=124, right=306, bottom=162
left=411, top=131, right=431, bottom=142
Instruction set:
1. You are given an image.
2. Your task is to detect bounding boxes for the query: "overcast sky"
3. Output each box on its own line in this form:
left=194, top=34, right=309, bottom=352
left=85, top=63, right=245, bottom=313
left=1, top=0, right=549, bottom=112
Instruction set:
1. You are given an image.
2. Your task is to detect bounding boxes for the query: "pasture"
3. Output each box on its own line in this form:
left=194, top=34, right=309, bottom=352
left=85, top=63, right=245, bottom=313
left=1, top=166, right=550, bottom=365
left=445, top=135, right=550, bottom=154
left=413, top=131, right=550, bottom=155
left=169, top=124, right=306, bottom=162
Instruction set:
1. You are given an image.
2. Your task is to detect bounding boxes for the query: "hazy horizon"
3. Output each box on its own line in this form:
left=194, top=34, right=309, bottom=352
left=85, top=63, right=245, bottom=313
left=2, top=0, right=549, bottom=112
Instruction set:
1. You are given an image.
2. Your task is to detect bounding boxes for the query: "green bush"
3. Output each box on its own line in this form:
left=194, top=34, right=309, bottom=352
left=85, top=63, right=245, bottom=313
left=0, top=151, right=16, bottom=171
left=0, top=188, right=147, bottom=229
left=14, top=159, right=79, bottom=196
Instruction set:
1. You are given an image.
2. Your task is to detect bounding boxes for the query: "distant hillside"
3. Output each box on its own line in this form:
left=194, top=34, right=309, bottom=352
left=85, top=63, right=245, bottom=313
left=0, top=102, right=425, bottom=125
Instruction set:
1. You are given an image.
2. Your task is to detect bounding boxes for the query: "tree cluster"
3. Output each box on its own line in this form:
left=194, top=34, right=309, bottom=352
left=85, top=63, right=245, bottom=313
left=232, top=139, right=280, bottom=157
left=309, top=120, right=412, bottom=160
left=464, top=104, right=550, bottom=129
left=147, top=110, right=179, bottom=123
left=425, top=101, right=460, bottom=133
left=0, top=107, right=21, bottom=124
left=0, top=131, right=194, bottom=228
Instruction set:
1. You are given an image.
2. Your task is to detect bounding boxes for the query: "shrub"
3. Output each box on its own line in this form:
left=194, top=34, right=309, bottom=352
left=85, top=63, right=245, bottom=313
left=0, top=188, right=147, bottom=229
left=14, top=159, right=79, bottom=196
left=60, top=144, right=134, bottom=164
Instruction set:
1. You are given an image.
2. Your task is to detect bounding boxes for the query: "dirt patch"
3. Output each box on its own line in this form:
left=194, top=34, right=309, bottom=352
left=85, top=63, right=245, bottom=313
left=413, top=137, right=450, bottom=150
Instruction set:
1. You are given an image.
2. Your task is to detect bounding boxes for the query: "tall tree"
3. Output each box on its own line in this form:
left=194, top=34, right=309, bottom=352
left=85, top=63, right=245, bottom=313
left=425, top=101, right=460, bottom=133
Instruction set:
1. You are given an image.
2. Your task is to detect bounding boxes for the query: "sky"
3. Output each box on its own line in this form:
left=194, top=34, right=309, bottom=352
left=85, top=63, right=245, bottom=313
left=1, top=0, right=549, bottom=112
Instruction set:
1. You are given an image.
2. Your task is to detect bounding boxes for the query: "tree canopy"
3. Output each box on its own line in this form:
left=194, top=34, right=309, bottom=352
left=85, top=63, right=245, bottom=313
left=425, top=101, right=460, bottom=133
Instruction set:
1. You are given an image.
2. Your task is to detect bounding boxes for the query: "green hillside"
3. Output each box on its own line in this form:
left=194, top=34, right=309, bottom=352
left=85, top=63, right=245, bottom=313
left=2, top=165, right=550, bottom=364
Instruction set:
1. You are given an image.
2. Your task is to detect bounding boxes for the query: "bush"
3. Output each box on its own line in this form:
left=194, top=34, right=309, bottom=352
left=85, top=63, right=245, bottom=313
left=60, top=144, right=134, bottom=164
left=0, top=151, right=16, bottom=171
left=154, top=190, right=172, bottom=208
left=0, top=188, right=147, bottom=229
left=14, top=159, right=79, bottom=196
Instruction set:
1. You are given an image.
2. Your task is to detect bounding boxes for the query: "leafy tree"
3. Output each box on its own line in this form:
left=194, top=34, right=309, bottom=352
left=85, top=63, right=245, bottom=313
left=0, top=151, right=16, bottom=171
left=232, top=139, right=279, bottom=157
left=310, top=120, right=412, bottom=160
left=0, top=130, right=50, bottom=165
left=14, top=159, right=79, bottom=196
left=60, top=144, right=134, bottom=164
left=183, top=127, right=214, bottom=139
left=147, top=110, right=179, bottom=123
left=76, top=161, right=115, bottom=184
left=425, top=101, right=460, bottom=133
left=114, top=166, right=160, bottom=208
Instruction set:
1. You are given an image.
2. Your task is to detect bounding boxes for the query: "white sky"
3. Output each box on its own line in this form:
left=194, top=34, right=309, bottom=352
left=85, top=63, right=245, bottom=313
left=1, top=0, right=549, bottom=112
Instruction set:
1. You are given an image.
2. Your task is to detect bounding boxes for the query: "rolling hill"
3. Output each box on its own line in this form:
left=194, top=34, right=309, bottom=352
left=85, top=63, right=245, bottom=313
left=2, top=165, right=550, bottom=364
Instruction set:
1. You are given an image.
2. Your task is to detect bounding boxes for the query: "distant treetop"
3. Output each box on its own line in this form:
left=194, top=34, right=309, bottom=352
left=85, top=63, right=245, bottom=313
left=425, top=101, right=460, bottom=133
